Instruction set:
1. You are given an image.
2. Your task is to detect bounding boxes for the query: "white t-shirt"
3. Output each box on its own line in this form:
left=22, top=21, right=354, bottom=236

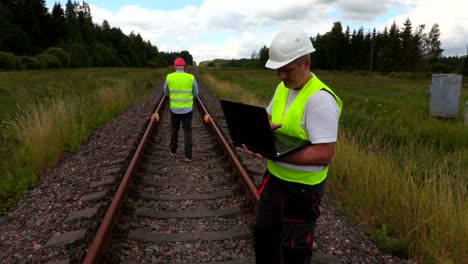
left=266, top=85, right=340, bottom=172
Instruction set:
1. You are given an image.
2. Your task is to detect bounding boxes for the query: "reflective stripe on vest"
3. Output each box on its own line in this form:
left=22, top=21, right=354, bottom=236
left=267, top=73, right=343, bottom=185
left=167, top=72, right=195, bottom=109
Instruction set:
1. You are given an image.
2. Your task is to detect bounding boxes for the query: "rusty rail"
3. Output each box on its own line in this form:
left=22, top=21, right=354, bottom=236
left=82, top=95, right=167, bottom=264
left=82, top=95, right=258, bottom=263
left=196, top=96, right=259, bottom=204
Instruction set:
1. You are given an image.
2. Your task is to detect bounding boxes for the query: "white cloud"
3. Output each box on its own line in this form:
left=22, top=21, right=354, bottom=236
left=335, top=0, right=419, bottom=21
left=337, top=0, right=395, bottom=20
left=385, top=0, right=468, bottom=55
left=87, top=0, right=467, bottom=63
left=89, top=0, right=339, bottom=62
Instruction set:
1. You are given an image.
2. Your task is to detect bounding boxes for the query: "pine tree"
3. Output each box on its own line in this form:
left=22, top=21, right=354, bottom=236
left=427, top=23, right=444, bottom=63
left=400, top=18, right=413, bottom=71
left=49, top=3, right=66, bottom=44
left=258, top=45, right=269, bottom=67
left=387, top=20, right=401, bottom=71
left=311, top=34, right=328, bottom=69
left=65, top=0, right=81, bottom=42
left=462, top=47, right=468, bottom=76
left=411, top=24, right=425, bottom=71
left=374, top=26, right=389, bottom=72
left=325, top=22, right=347, bottom=70
left=0, top=2, right=28, bottom=54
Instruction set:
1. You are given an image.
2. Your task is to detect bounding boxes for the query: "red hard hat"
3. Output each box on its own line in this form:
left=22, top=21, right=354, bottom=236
left=174, top=58, right=186, bottom=66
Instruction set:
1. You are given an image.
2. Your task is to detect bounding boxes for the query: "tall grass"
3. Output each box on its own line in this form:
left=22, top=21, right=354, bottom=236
left=331, top=133, right=467, bottom=263
left=10, top=86, right=131, bottom=172
left=199, top=68, right=468, bottom=263
left=198, top=67, right=277, bottom=104
left=0, top=68, right=168, bottom=213
left=11, top=97, right=81, bottom=172
left=200, top=73, right=268, bottom=106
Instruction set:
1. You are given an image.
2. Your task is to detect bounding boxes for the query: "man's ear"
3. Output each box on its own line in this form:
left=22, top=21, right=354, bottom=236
left=304, top=56, right=311, bottom=69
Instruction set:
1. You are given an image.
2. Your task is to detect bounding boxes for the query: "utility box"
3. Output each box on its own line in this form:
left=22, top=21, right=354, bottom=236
left=465, top=101, right=468, bottom=125
left=429, top=74, right=462, bottom=118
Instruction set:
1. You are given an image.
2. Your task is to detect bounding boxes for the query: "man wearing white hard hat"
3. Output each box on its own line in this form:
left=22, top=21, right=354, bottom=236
left=238, top=29, right=343, bottom=263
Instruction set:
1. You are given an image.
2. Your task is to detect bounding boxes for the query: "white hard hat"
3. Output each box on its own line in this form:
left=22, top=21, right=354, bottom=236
left=265, top=28, right=315, bottom=69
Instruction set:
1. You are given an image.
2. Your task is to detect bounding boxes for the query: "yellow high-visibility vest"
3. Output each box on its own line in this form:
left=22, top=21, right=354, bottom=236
left=167, top=72, right=195, bottom=109
left=267, top=73, right=343, bottom=185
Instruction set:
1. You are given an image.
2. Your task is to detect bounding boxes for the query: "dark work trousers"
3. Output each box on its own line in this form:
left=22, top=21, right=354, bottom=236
left=254, top=171, right=325, bottom=264
left=170, top=111, right=193, bottom=159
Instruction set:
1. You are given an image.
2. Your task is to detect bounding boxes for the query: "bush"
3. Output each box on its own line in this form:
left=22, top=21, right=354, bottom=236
left=431, top=63, right=452, bottom=73
left=462, top=55, right=468, bottom=77
left=146, top=57, right=168, bottom=68
left=35, top=53, right=61, bottom=69
left=386, top=71, right=428, bottom=80
left=19, top=56, right=41, bottom=70
left=43, top=47, right=70, bottom=68
left=0, top=51, right=18, bottom=71
left=60, top=43, right=90, bottom=68
left=91, top=42, right=122, bottom=67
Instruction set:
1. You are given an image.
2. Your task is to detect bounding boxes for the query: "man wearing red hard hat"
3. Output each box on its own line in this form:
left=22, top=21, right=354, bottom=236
left=162, top=57, right=199, bottom=162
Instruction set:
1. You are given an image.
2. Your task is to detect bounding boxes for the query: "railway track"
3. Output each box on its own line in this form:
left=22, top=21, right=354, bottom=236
left=82, top=95, right=258, bottom=263
left=0, top=77, right=410, bottom=264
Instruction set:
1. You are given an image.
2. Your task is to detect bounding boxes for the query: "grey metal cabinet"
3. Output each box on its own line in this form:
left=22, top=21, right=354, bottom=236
left=430, top=74, right=462, bottom=117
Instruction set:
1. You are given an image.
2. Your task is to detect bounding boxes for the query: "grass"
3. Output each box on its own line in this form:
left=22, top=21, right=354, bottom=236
left=333, top=132, right=467, bottom=263
left=198, top=67, right=279, bottom=104
left=198, top=68, right=468, bottom=263
left=0, top=67, right=169, bottom=213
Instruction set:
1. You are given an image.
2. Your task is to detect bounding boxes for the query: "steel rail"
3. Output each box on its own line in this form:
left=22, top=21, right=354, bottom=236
left=82, top=95, right=167, bottom=264
left=195, top=96, right=260, bottom=204
left=82, top=94, right=258, bottom=263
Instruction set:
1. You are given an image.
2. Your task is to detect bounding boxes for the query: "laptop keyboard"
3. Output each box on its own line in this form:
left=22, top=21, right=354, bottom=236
left=273, top=137, right=300, bottom=152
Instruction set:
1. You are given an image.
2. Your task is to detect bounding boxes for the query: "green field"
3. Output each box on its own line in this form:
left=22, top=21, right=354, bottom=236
left=199, top=68, right=468, bottom=264
left=0, top=67, right=466, bottom=263
left=0, top=68, right=169, bottom=213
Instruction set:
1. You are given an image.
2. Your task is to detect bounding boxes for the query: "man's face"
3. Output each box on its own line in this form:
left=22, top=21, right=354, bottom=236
left=276, top=62, right=306, bottom=89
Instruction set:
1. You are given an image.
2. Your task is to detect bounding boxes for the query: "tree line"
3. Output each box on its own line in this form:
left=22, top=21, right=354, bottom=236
left=311, top=20, right=446, bottom=73
left=207, top=20, right=468, bottom=76
left=0, top=0, right=194, bottom=70
left=1, top=1, right=466, bottom=75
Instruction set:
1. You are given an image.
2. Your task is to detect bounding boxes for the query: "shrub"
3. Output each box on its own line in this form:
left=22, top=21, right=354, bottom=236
left=35, top=53, right=61, bottom=69
left=386, top=71, right=428, bottom=80
left=43, top=47, right=70, bottom=68
left=60, top=43, right=90, bottom=68
left=431, top=63, right=452, bottom=73
left=462, top=55, right=468, bottom=77
left=19, top=56, right=41, bottom=70
left=91, top=42, right=122, bottom=67
left=146, top=57, right=168, bottom=68
left=0, top=51, right=18, bottom=71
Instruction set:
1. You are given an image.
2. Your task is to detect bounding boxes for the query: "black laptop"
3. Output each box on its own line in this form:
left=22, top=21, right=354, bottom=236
left=220, top=99, right=310, bottom=158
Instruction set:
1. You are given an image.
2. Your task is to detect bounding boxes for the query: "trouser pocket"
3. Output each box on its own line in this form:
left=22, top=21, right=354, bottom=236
left=281, top=181, right=323, bottom=222
left=281, top=222, right=315, bottom=249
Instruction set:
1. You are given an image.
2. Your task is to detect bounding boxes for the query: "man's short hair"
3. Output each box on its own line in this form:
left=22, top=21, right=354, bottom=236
left=291, top=54, right=310, bottom=66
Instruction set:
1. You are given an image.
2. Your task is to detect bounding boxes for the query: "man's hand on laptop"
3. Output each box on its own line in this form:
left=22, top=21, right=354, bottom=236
left=270, top=123, right=282, bottom=130
left=236, top=144, right=265, bottom=159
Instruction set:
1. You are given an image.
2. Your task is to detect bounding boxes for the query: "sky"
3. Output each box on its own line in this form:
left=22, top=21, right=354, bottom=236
left=45, top=0, right=468, bottom=64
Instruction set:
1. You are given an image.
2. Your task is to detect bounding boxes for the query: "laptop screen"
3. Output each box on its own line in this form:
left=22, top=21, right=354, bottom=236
left=220, top=99, right=309, bottom=158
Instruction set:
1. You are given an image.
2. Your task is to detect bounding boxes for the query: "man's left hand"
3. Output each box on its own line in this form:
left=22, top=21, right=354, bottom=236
left=236, top=144, right=265, bottom=160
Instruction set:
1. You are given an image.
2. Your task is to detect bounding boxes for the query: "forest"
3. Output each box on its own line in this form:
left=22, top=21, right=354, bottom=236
left=0, top=0, right=194, bottom=70
left=0, top=0, right=467, bottom=75
left=203, top=21, right=468, bottom=76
